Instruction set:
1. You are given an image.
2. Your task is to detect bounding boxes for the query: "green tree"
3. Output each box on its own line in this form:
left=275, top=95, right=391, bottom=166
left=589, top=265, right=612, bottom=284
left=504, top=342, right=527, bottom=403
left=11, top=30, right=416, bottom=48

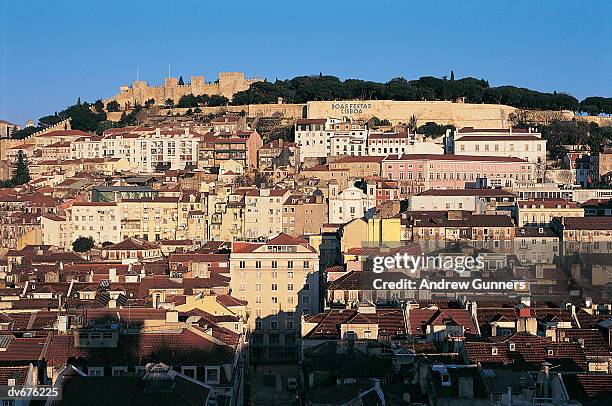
left=73, top=236, right=94, bottom=252
left=178, top=76, right=185, bottom=86
left=94, top=99, right=105, bottom=114
left=144, top=98, right=156, bottom=108
left=106, top=100, right=121, bottom=112
left=12, top=150, right=30, bottom=185
left=177, top=94, right=198, bottom=108
left=165, top=98, right=174, bottom=108
left=450, top=70, right=455, bottom=81
left=194, top=107, right=202, bottom=113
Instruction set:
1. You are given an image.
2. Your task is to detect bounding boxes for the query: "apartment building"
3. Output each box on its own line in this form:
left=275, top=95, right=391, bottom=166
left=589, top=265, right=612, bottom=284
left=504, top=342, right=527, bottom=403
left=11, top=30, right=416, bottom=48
left=67, top=202, right=121, bottom=245
left=409, top=189, right=517, bottom=213
left=552, top=217, right=612, bottom=254
left=119, top=194, right=201, bottom=242
left=244, top=188, right=290, bottom=240
left=294, top=118, right=330, bottom=161
left=213, top=130, right=263, bottom=172
left=383, top=154, right=534, bottom=190
left=41, top=214, right=70, bottom=249
left=516, top=198, right=584, bottom=227
left=294, top=118, right=367, bottom=161
left=451, top=127, right=546, bottom=181
left=367, top=132, right=443, bottom=156
left=41, top=141, right=71, bottom=161
left=70, top=135, right=103, bottom=159
left=229, top=233, right=320, bottom=360
left=281, top=192, right=326, bottom=236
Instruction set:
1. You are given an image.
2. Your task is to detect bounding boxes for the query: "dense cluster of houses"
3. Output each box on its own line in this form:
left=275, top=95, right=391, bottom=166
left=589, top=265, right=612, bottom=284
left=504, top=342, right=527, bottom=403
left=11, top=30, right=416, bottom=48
left=0, top=113, right=611, bottom=405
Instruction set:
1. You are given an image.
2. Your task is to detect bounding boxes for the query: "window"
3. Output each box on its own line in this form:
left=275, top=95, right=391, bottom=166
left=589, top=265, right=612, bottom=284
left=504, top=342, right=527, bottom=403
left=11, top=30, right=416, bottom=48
left=205, top=367, right=220, bottom=384
left=271, top=297, right=278, bottom=304
left=303, top=260, right=310, bottom=269
left=255, top=261, right=261, bottom=269
left=287, top=271, right=294, bottom=278
left=256, top=283, right=262, bottom=292
left=88, top=367, right=103, bottom=376
left=239, top=261, right=245, bottom=269
left=181, top=367, right=196, bottom=378
left=287, top=261, right=293, bottom=269
left=271, top=283, right=278, bottom=291
left=271, top=260, right=278, bottom=269
left=287, top=283, right=294, bottom=291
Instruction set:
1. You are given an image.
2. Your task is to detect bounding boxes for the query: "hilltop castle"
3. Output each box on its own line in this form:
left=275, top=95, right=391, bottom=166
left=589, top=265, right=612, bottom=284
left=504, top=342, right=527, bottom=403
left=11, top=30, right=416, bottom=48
left=104, top=71, right=261, bottom=108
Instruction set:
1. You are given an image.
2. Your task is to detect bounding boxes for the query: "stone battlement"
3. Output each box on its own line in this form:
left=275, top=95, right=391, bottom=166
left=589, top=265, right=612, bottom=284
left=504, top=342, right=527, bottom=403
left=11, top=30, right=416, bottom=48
left=104, top=72, right=261, bottom=108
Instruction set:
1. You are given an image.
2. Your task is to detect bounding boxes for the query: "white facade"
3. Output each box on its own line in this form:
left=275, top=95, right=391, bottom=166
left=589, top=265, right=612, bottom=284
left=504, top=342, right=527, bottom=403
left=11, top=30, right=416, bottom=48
left=68, top=202, right=121, bottom=245
left=294, top=118, right=368, bottom=161
left=367, top=132, right=444, bottom=156
left=451, top=128, right=546, bottom=164
left=102, top=128, right=198, bottom=173
left=71, top=136, right=102, bottom=159
left=408, top=195, right=485, bottom=213
left=244, top=189, right=290, bottom=239
left=328, top=184, right=374, bottom=224
left=329, top=135, right=367, bottom=157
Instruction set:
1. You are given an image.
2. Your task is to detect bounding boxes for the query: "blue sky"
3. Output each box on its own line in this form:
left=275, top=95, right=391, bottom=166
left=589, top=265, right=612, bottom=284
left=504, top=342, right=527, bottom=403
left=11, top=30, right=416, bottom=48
left=1, top=0, right=611, bottom=125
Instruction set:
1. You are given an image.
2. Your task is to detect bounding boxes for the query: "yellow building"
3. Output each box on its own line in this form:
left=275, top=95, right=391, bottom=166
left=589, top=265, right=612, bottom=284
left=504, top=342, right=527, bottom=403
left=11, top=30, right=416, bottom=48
left=229, top=233, right=320, bottom=360
left=120, top=194, right=202, bottom=242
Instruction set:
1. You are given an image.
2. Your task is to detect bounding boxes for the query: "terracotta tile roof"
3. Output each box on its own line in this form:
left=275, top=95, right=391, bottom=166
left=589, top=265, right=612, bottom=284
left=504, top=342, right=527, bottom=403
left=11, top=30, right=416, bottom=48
left=41, top=130, right=90, bottom=137
left=417, top=189, right=516, bottom=197
left=0, top=335, right=47, bottom=362
left=43, top=328, right=235, bottom=367
left=457, top=135, right=543, bottom=141
left=408, top=308, right=477, bottom=335
left=216, top=294, right=247, bottom=307
left=0, top=366, right=30, bottom=386
left=556, top=328, right=612, bottom=356
left=561, top=217, right=612, bottom=230
left=296, top=118, right=327, bottom=125
left=465, top=332, right=587, bottom=371
left=331, top=156, right=384, bottom=163
left=458, top=127, right=533, bottom=134
left=384, top=154, right=528, bottom=163
left=304, top=308, right=406, bottom=340
left=102, top=238, right=159, bottom=251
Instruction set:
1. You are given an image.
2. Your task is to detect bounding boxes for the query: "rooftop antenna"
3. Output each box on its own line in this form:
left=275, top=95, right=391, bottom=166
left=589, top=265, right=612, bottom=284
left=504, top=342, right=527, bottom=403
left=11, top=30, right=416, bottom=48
left=168, top=63, right=171, bottom=78
left=136, top=66, right=140, bottom=81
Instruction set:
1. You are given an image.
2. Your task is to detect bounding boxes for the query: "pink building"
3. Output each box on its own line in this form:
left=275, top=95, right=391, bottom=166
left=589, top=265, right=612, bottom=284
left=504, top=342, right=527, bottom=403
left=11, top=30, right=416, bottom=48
left=382, top=154, right=534, bottom=191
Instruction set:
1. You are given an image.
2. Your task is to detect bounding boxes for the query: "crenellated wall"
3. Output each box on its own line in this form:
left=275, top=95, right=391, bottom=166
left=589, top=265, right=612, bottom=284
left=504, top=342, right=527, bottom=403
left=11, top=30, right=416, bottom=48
left=104, top=72, right=261, bottom=108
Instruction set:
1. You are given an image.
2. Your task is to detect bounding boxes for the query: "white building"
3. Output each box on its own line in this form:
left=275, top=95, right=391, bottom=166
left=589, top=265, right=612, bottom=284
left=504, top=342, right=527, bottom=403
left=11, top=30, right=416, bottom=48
left=244, top=188, right=291, bottom=240
left=67, top=202, right=121, bottom=245
left=71, top=135, right=103, bottom=159
left=367, top=132, right=443, bottom=156
left=450, top=126, right=545, bottom=160
left=328, top=182, right=375, bottom=224
left=102, top=127, right=198, bottom=172
left=329, top=135, right=367, bottom=157
left=294, top=118, right=332, bottom=162
left=294, top=117, right=368, bottom=161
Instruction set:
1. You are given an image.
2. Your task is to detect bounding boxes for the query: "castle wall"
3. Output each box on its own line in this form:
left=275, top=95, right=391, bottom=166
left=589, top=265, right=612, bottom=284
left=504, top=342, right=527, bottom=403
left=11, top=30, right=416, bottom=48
left=104, top=72, right=260, bottom=108
left=0, top=119, right=71, bottom=160
left=306, top=100, right=519, bottom=128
